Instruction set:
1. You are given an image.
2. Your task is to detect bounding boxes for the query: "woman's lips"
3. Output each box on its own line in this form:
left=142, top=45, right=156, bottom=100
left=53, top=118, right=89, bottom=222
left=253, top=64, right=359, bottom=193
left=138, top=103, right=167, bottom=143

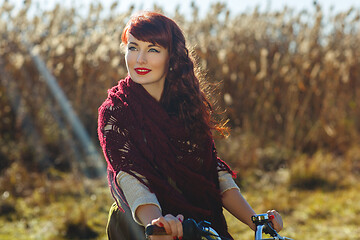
left=135, top=68, right=151, bottom=75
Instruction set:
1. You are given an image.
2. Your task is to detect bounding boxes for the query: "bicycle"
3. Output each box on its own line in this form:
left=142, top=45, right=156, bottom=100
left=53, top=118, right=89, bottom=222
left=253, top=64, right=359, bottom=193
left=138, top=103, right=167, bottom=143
left=145, top=213, right=293, bottom=240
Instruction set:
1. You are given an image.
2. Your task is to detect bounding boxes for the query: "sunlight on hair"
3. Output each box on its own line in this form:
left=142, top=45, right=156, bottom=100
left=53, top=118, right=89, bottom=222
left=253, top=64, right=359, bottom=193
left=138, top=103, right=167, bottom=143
left=26, top=40, right=106, bottom=177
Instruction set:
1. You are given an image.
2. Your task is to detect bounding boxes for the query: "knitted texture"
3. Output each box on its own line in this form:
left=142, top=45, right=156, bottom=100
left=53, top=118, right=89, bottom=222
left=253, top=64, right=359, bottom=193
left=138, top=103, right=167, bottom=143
left=98, top=76, right=235, bottom=238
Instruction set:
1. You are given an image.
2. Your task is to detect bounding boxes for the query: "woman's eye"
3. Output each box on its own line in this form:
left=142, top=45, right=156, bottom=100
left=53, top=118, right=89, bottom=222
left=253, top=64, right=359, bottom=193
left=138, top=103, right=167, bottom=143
left=149, top=48, right=160, bottom=53
left=128, top=46, right=137, bottom=51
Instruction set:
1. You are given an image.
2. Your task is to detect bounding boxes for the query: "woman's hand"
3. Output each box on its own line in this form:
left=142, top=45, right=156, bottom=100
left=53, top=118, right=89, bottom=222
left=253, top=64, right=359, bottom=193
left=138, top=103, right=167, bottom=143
left=267, top=210, right=283, bottom=232
left=149, top=214, right=184, bottom=240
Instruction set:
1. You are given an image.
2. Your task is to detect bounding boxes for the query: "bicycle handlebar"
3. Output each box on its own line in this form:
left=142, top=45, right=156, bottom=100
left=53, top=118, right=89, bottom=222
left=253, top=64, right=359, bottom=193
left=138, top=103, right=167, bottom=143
left=251, top=214, right=293, bottom=240
left=146, top=218, right=221, bottom=240
left=145, top=213, right=293, bottom=240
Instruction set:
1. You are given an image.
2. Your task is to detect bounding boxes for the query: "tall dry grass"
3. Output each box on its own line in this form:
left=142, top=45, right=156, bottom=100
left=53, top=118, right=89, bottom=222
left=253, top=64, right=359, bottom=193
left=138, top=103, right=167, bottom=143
left=0, top=1, right=359, bottom=184
left=1, top=2, right=360, bottom=239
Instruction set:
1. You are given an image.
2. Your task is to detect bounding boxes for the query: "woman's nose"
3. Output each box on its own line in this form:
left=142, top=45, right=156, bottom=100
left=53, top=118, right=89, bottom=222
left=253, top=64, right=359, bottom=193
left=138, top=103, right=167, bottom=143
left=137, top=51, right=147, bottom=64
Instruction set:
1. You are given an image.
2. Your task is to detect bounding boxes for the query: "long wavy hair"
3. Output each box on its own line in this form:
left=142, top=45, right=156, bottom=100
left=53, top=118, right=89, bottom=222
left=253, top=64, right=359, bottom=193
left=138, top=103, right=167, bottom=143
left=121, top=11, right=228, bottom=140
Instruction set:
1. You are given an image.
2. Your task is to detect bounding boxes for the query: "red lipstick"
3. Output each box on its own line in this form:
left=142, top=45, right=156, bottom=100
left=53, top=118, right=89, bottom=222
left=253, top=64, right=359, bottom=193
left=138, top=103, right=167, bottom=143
left=135, top=68, right=151, bottom=75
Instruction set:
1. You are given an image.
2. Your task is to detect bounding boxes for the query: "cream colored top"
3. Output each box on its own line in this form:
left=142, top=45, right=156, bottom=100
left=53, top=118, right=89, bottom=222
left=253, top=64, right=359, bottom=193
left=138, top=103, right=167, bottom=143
left=117, top=170, right=240, bottom=225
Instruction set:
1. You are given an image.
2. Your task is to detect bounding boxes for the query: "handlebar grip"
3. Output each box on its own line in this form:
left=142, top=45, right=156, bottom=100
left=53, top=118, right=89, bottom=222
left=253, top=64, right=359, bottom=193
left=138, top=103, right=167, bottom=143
left=145, top=218, right=201, bottom=238
left=145, top=225, right=168, bottom=236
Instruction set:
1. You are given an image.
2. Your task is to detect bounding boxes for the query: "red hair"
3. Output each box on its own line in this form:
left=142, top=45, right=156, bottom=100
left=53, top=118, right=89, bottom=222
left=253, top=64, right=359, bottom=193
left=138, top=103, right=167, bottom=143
left=122, top=11, right=228, bottom=140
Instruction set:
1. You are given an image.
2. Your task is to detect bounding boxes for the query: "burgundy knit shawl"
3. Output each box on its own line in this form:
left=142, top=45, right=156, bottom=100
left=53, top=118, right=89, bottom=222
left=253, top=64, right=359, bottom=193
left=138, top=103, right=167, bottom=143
left=98, top=76, right=235, bottom=238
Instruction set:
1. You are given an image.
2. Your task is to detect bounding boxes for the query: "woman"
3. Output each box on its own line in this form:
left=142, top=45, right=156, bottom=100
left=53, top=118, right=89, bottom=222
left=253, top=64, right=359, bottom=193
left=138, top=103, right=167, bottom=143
left=98, top=11, right=283, bottom=240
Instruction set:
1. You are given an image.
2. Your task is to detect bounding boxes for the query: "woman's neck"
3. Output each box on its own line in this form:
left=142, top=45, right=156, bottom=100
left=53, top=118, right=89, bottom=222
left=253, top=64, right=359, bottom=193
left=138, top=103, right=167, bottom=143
left=141, top=81, right=164, bottom=102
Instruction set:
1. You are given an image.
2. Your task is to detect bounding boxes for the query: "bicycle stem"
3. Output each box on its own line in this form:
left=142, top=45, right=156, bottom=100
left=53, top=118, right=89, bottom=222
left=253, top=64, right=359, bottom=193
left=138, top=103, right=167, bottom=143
left=255, top=225, right=265, bottom=240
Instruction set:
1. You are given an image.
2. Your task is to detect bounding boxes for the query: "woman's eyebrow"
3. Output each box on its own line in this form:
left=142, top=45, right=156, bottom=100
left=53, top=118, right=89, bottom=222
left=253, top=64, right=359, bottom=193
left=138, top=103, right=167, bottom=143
left=128, top=42, right=159, bottom=48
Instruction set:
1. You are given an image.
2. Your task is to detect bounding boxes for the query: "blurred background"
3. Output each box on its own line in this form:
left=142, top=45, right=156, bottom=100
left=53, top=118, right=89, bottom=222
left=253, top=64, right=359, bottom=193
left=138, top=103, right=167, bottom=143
left=0, top=0, right=359, bottom=239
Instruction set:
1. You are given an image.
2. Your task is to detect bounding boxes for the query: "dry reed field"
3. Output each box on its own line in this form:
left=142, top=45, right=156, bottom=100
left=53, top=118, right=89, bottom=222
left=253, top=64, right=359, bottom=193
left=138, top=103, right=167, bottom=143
left=0, top=1, right=359, bottom=239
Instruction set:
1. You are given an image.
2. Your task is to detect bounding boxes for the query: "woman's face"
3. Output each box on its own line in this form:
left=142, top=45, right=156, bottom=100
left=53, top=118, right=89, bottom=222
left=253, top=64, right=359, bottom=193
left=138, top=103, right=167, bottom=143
left=125, top=34, right=169, bottom=101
